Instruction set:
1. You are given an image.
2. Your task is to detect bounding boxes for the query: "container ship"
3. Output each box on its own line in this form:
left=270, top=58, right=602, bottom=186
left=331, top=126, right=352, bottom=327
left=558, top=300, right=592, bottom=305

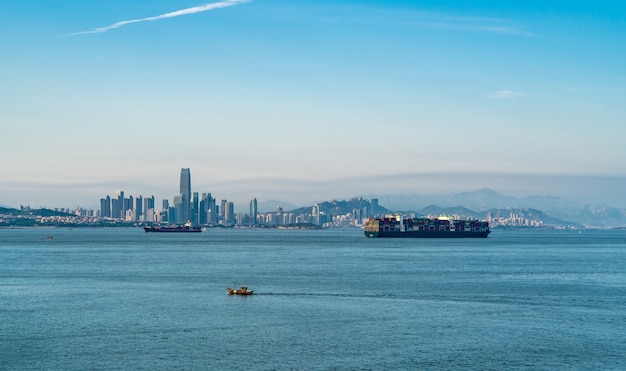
left=364, top=216, right=490, bottom=238
left=144, top=221, right=202, bottom=233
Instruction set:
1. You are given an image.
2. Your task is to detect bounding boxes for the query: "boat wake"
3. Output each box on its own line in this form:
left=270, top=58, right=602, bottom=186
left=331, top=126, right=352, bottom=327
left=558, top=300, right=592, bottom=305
left=252, top=292, right=416, bottom=300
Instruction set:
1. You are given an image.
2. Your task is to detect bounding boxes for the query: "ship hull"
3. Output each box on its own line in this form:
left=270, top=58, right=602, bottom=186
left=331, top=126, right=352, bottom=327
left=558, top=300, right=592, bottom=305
left=365, top=230, right=490, bottom=238
left=144, top=226, right=202, bottom=233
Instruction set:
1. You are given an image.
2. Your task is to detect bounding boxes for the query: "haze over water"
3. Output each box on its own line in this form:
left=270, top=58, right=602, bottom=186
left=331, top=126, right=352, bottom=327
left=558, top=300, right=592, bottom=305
left=2, top=228, right=625, bottom=369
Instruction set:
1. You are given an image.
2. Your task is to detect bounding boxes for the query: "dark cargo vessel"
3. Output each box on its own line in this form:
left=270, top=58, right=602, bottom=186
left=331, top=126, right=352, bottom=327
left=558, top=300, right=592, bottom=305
left=144, top=221, right=202, bottom=233
left=364, top=216, right=490, bottom=238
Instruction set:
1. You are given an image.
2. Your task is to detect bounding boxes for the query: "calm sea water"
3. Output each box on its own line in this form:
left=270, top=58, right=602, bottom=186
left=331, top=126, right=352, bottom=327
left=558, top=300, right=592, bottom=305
left=1, top=227, right=625, bottom=370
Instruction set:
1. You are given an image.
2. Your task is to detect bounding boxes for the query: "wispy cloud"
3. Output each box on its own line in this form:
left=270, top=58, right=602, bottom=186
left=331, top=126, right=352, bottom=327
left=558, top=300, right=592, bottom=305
left=487, top=90, right=526, bottom=99
left=411, top=13, right=535, bottom=36
left=65, top=0, right=249, bottom=37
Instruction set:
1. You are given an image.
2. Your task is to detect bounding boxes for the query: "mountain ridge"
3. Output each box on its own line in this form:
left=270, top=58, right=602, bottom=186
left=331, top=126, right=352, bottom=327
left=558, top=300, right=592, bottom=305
left=366, top=189, right=625, bottom=228
left=277, top=189, right=625, bottom=228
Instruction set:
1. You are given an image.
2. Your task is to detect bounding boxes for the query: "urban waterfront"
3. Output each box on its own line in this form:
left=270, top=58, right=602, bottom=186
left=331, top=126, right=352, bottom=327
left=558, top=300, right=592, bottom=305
left=1, top=227, right=625, bottom=369
left=6, top=168, right=617, bottom=230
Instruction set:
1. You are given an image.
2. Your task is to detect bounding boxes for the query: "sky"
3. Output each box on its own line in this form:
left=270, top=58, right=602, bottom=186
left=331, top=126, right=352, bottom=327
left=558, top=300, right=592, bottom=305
left=1, top=0, right=625, bottom=209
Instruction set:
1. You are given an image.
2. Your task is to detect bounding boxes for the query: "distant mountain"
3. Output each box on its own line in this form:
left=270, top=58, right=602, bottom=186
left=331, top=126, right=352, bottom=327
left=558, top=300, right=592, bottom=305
left=413, top=205, right=483, bottom=219
left=486, top=208, right=581, bottom=227
left=246, top=189, right=626, bottom=227
left=392, top=204, right=578, bottom=227
left=0, top=207, right=72, bottom=217
left=369, top=189, right=519, bottom=211
left=276, top=189, right=626, bottom=228
left=369, top=189, right=626, bottom=228
left=30, top=208, right=73, bottom=217
left=290, top=197, right=391, bottom=217
left=0, top=207, right=18, bottom=215
left=556, top=204, right=626, bottom=228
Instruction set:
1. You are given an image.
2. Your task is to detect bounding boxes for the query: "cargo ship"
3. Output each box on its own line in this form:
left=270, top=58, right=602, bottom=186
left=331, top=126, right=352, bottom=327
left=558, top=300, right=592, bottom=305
left=364, top=216, right=490, bottom=238
left=144, top=221, right=202, bottom=233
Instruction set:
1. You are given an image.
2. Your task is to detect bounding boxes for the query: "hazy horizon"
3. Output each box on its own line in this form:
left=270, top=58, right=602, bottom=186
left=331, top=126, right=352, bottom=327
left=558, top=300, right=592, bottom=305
left=2, top=1, right=625, bottom=210
left=2, top=172, right=624, bottom=211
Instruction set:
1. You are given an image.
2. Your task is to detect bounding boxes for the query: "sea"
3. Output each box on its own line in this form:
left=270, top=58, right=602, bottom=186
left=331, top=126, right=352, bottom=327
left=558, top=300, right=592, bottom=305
left=1, top=227, right=625, bottom=370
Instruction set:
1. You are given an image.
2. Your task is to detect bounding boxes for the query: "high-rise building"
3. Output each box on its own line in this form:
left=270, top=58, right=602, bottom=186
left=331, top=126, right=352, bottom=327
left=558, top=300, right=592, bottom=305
left=173, top=194, right=183, bottom=224
left=142, top=195, right=154, bottom=221
left=225, top=201, right=235, bottom=225
left=121, top=192, right=130, bottom=219
left=312, top=204, right=320, bottom=226
left=250, top=198, right=257, bottom=226
left=100, top=196, right=111, bottom=218
left=352, top=208, right=361, bottom=225
left=111, top=198, right=120, bottom=220
left=191, top=192, right=199, bottom=225
left=208, top=196, right=216, bottom=224
left=200, top=193, right=215, bottom=225
left=133, top=195, right=142, bottom=221
left=371, top=198, right=379, bottom=217
left=144, top=208, right=155, bottom=223
left=168, top=205, right=177, bottom=224
left=265, top=212, right=276, bottom=225
left=220, top=199, right=227, bottom=223
left=113, top=191, right=124, bottom=219
left=235, top=212, right=247, bottom=226
left=283, top=213, right=294, bottom=225
left=179, top=168, right=191, bottom=222
left=144, top=195, right=154, bottom=214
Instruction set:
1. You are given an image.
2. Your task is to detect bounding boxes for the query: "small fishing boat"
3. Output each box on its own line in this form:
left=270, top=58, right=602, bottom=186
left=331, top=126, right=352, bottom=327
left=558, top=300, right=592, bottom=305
left=227, top=286, right=253, bottom=295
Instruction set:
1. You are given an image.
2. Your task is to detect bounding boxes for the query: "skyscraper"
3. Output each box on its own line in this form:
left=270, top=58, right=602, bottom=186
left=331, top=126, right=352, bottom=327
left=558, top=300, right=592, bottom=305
left=173, top=194, right=183, bottom=224
left=113, top=190, right=124, bottom=219
left=100, top=195, right=111, bottom=218
left=312, top=203, right=320, bottom=226
left=200, top=193, right=216, bottom=224
left=220, top=199, right=227, bottom=223
left=250, top=198, right=257, bottom=226
left=225, top=201, right=234, bottom=225
left=180, top=168, right=191, bottom=222
left=191, top=192, right=199, bottom=224
left=133, top=195, right=142, bottom=221
left=370, top=198, right=379, bottom=217
left=144, top=195, right=155, bottom=219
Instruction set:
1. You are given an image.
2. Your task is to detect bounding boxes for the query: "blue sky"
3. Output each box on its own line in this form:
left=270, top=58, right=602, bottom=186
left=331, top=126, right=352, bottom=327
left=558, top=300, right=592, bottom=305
left=1, top=0, right=625, bottom=208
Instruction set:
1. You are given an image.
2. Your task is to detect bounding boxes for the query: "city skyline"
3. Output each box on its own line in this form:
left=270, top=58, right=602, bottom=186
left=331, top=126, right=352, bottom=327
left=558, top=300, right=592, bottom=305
left=2, top=1, right=625, bottom=209
left=4, top=166, right=626, bottom=228
left=92, top=167, right=335, bottom=226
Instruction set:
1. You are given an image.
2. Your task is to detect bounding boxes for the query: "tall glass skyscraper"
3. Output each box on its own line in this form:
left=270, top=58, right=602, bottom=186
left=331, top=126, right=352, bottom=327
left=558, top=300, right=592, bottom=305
left=191, top=192, right=199, bottom=225
left=370, top=198, right=379, bottom=217
left=250, top=198, right=257, bottom=226
left=180, top=168, right=191, bottom=222
left=312, top=203, right=320, bottom=226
